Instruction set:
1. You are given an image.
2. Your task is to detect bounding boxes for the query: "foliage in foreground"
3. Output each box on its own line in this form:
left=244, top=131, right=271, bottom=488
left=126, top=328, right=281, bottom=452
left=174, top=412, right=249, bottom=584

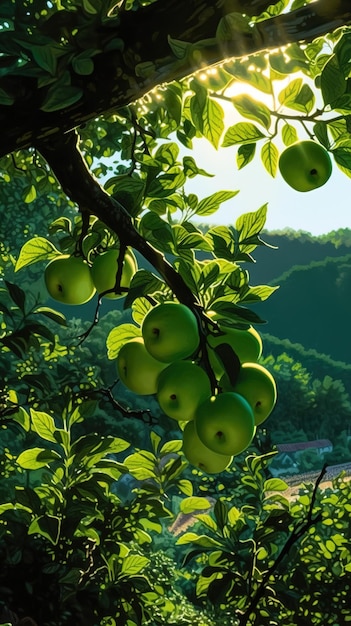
left=0, top=391, right=351, bottom=625
left=1, top=2, right=351, bottom=624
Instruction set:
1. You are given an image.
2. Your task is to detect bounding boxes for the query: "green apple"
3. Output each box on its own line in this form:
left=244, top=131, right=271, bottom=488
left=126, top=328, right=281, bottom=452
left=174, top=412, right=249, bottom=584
left=278, top=140, right=332, bottom=192
left=91, top=248, right=137, bottom=299
left=182, top=420, right=233, bottom=474
left=117, top=337, right=169, bottom=395
left=207, top=322, right=262, bottom=378
left=195, top=392, right=255, bottom=457
left=221, top=363, right=277, bottom=426
left=142, top=302, right=200, bottom=363
left=157, top=361, right=211, bottom=422
left=44, top=255, right=96, bottom=305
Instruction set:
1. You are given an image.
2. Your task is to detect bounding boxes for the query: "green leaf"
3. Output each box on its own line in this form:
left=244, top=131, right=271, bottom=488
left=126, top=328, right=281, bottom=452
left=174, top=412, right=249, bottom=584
left=160, top=439, right=182, bottom=455
left=12, top=407, right=30, bottom=432
left=17, top=447, right=61, bottom=470
left=40, top=85, right=84, bottom=112
left=235, top=204, right=268, bottom=241
left=227, top=62, right=272, bottom=94
left=167, top=36, right=190, bottom=59
left=189, top=81, right=207, bottom=133
left=214, top=499, right=228, bottom=530
left=321, top=54, right=346, bottom=106
left=180, top=496, right=211, bottom=514
left=23, top=184, right=37, bottom=204
left=31, top=44, right=62, bottom=75
left=313, top=121, right=330, bottom=149
left=150, top=430, right=162, bottom=455
left=178, top=479, right=193, bottom=496
left=232, top=95, right=271, bottom=129
left=72, top=56, right=94, bottom=75
left=48, top=216, right=72, bottom=235
left=278, top=78, right=311, bottom=111
left=183, top=156, right=213, bottom=178
left=68, top=400, right=98, bottom=427
left=222, top=122, right=265, bottom=147
left=124, top=450, right=157, bottom=480
left=293, top=83, right=315, bottom=113
left=240, top=284, right=279, bottom=303
left=147, top=169, right=186, bottom=198
left=261, top=141, right=279, bottom=177
left=264, top=478, right=289, bottom=492
left=124, top=269, right=167, bottom=309
left=30, top=409, right=58, bottom=443
left=15, top=487, right=42, bottom=514
left=131, top=297, right=153, bottom=326
left=332, top=145, right=351, bottom=177
left=121, top=555, right=149, bottom=576
left=176, top=532, right=222, bottom=548
left=202, top=98, right=224, bottom=149
left=282, top=123, right=298, bottom=147
left=28, top=514, right=61, bottom=545
left=5, top=280, right=26, bottom=311
left=211, top=300, right=266, bottom=325
left=15, top=237, right=60, bottom=271
left=164, top=85, right=183, bottom=125
left=106, top=323, right=141, bottom=360
left=237, top=143, right=256, bottom=169
left=34, top=307, right=67, bottom=326
left=196, top=190, right=239, bottom=217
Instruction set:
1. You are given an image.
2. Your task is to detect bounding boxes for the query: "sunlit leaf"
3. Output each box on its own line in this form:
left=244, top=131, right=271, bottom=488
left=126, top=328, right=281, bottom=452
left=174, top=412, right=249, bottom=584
left=17, top=447, right=61, bottom=470
left=30, top=409, right=58, bottom=443
left=106, top=323, right=141, bottom=360
left=196, top=190, right=239, bottom=217
left=15, top=237, right=60, bottom=272
left=222, top=122, right=265, bottom=147
left=261, top=141, right=279, bottom=177
left=180, top=496, right=211, bottom=514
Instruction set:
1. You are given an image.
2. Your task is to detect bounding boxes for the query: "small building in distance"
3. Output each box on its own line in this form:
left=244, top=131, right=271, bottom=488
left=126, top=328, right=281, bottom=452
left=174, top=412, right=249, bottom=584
left=271, top=439, right=333, bottom=476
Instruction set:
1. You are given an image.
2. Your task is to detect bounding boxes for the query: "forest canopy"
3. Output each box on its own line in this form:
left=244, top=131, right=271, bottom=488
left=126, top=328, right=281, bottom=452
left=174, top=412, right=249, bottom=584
left=1, top=1, right=351, bottom=625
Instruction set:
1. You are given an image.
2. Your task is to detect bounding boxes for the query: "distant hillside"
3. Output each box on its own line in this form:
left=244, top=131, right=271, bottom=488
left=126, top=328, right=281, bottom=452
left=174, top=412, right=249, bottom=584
left=261, top=333, right=351, bottom=397
left=240, top=228, right=351, bottom=285
left=195, top=226, right=351, bottom=285
left=254, top=254, right=351, bottom=364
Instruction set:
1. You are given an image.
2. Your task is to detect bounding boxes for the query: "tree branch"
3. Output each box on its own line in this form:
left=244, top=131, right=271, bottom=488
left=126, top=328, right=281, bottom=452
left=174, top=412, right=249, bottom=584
left=1, top=0, right=350, bottom=157
left=36, top=130, right=200, bottom=311
left=237, top=463, right=328, bottom=625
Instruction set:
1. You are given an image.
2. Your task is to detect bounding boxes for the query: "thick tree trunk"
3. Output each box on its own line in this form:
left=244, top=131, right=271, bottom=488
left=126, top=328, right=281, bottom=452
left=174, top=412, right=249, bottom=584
left=1, top=0, right=350, bottom=158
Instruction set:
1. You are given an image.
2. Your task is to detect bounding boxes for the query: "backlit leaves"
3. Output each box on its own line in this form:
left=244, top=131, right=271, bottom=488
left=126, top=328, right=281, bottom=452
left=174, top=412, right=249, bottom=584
left=231, top=95, right=271, bottom=129
left=15, top=237, right=60, bottom=271
left=106, top=322, right=141, bottom=359
left=222, top=122, right=266, bottom=147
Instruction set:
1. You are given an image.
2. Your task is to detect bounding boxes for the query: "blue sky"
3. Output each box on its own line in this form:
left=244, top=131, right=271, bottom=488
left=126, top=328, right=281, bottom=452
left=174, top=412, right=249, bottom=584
left=184, top=136, right=350, bottom=236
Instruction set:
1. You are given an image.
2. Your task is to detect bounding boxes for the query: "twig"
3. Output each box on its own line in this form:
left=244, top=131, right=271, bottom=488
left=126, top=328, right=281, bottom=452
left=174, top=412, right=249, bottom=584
left=80, top=381, right=157, bottom=425
left=236, top=463, right=328, bottom=625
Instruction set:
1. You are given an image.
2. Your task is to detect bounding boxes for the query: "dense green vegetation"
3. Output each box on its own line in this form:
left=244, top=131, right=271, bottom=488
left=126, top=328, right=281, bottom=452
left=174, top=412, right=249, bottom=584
left=1, top=1, right=351, bottom=624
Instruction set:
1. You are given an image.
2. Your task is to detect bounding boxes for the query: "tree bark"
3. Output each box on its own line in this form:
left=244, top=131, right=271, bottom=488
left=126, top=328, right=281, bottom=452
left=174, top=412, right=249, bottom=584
left=1, top=0, right=350, bottom=158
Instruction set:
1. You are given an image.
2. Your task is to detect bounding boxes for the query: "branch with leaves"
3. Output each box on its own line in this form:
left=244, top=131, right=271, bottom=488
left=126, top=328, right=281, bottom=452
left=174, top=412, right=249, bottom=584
left=237, top=463, right=328, bottom=625
left=0, top=0, right=351, bottom=157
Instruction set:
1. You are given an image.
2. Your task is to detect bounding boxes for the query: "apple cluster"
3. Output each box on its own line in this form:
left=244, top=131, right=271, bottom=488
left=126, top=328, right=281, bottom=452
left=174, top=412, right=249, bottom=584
left=116, top=302, right=277, bottom=475
left=44, top=248, right=137, bottom=304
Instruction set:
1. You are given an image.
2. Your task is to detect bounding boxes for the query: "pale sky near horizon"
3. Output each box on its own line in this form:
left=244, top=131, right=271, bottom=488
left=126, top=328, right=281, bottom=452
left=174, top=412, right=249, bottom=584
left=174, top=71, right=351, bottom=237
left=184, top=137, right=351, bottom=236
